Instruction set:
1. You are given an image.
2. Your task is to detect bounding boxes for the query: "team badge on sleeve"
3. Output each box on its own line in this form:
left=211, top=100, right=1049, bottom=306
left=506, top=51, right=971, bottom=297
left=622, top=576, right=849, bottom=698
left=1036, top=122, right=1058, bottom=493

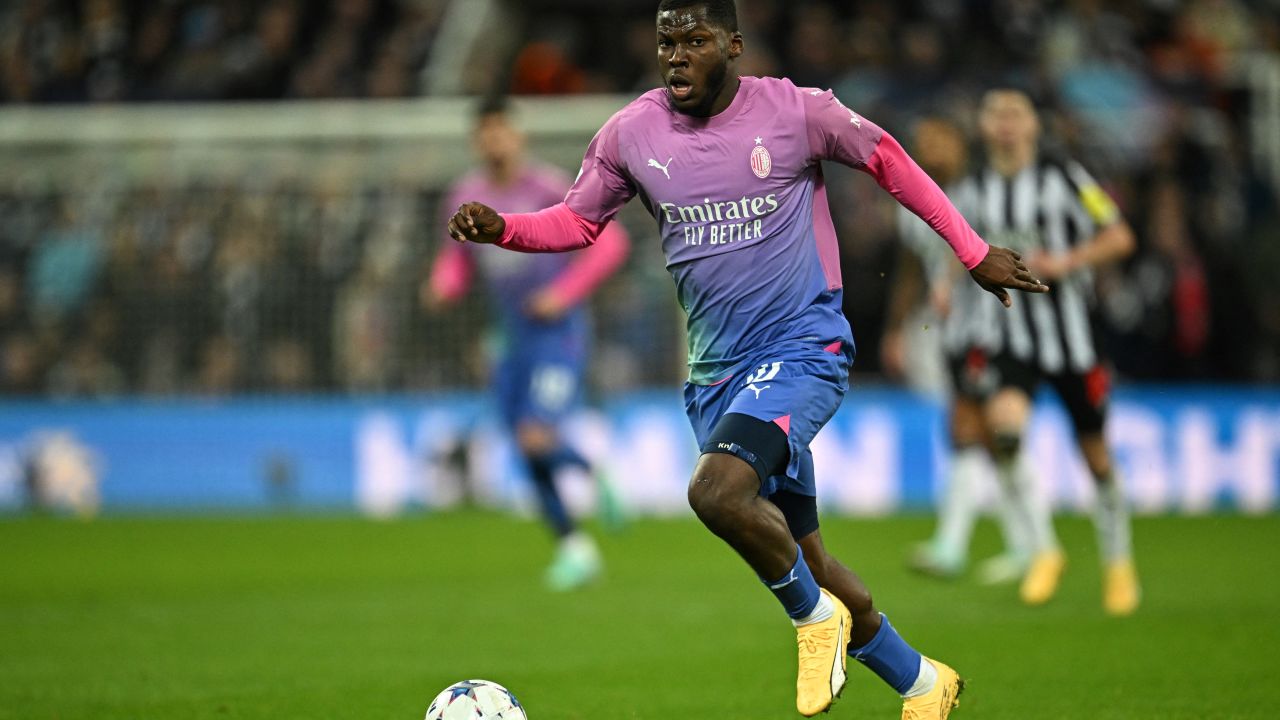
left=750, top=136, right=772, bottom=179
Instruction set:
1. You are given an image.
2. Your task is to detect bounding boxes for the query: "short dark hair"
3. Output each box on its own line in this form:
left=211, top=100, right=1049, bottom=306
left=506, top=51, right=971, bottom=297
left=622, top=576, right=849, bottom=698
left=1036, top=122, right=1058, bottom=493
left=980, top=82, right=1044, bottom=109
left=656, top=0, right=738, bottom=32
left=474, top=95, right=510, bottom=123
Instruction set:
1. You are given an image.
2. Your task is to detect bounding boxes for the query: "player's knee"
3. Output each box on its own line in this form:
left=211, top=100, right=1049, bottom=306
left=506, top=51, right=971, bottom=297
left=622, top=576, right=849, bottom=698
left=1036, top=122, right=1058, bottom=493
left=686, top=476, right=736, bottom=530
left=990, top=430, right=1022, bottom=463
left=516, top=423, right=557, bottom=456
left=687, top=463, right=753, bottom=533
left=1077, top=434, right=1111, bottom=479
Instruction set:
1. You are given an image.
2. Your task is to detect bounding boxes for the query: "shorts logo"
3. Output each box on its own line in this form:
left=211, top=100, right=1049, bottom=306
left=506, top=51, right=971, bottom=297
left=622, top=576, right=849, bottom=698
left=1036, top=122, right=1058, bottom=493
left=744, top=361, right=782, bottom=399
left=750, top=137, right=772, bottom=179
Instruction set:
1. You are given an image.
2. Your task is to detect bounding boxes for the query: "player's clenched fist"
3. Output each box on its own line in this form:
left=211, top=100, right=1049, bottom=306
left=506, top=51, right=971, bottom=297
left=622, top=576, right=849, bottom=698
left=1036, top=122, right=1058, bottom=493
left=447, top=202, right=505, bottom=244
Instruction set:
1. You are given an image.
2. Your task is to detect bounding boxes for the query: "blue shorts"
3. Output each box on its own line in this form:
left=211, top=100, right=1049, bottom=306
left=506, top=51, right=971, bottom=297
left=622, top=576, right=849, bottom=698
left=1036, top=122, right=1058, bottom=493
left=683, top=339, right=852, bottom=497
left=493, top=327, right=586, bottom=429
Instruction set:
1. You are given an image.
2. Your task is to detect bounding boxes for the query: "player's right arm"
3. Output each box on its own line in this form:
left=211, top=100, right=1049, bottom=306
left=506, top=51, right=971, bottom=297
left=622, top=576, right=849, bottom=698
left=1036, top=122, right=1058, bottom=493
left=446, top=113, right=637, bottom=252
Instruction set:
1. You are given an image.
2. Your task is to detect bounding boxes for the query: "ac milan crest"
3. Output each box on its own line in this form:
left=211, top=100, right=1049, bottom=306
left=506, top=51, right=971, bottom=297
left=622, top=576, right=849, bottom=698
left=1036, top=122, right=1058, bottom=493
left=750, top=138, right=772, bottom=179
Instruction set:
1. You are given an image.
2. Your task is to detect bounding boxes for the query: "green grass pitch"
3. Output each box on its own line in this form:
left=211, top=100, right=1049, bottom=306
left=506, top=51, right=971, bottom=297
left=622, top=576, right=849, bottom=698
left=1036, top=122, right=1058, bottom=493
left=2, top=512, right=1278, bottom=719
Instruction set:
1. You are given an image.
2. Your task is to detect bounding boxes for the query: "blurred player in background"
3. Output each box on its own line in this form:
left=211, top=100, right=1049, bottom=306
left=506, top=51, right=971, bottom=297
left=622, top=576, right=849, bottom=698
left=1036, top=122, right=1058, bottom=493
left=445, top=1, right=1049, bottom=716
left=885, top=117, right=1031, bottom=585
left=425, top=97, right=631, bottom=592
left=930, top=88, right=1141, bottom=615
left=881, top=117, right=972, bottom=398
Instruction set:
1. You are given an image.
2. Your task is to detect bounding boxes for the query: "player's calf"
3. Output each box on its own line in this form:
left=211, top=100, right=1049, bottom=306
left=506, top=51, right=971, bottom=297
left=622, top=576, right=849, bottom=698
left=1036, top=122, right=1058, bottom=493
left=686, top=453, right=798, bottom=576
left=800, top=533, right=877, bottom=643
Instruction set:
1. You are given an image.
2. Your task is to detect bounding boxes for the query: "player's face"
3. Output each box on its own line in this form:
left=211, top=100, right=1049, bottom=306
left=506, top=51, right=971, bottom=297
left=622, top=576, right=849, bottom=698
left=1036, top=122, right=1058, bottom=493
left=913, top=121, right=968, bottom=182
left=980, top=92, right=1040, bottom=152
left=473, top=113, right=524, bottom=167
left=656, top=6, right=742, bottom=116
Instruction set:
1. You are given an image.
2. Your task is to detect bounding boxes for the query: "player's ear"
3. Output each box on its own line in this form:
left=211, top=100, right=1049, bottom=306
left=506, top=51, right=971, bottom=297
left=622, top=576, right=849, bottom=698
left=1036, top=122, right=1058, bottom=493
left=727, top=31, right=743, bottom=60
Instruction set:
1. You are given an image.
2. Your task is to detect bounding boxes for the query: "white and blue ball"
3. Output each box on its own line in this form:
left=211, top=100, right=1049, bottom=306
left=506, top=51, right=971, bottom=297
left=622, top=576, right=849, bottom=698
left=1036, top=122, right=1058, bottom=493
left=425, top=679, right=527, bottom=720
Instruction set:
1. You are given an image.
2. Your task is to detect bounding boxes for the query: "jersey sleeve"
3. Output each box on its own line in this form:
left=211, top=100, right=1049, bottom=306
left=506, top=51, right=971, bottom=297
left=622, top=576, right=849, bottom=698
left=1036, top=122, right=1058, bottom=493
left=563, top=112, right=637, bottom=224
left=1064, top=161, right=1122, bottom=230
left=800, top=87, right=886, bottom=168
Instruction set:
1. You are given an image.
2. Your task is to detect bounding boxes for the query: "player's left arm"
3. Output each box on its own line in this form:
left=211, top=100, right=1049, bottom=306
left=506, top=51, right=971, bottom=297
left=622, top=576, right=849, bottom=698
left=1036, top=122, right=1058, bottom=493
left=1027, top=163, right=1135, bottom=280
left=801, top=87, right=1047, bottom=307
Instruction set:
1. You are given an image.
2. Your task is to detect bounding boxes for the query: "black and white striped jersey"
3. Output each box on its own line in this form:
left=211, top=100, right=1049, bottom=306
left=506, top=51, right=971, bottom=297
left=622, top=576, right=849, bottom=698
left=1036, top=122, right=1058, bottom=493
left=943, top=155, right=1122, bottom=374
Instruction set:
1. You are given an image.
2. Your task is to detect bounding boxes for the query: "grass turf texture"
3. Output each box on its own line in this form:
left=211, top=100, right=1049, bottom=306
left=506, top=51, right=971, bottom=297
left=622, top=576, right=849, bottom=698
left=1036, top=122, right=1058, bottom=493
left=1, top=513, right=1277, bottom=719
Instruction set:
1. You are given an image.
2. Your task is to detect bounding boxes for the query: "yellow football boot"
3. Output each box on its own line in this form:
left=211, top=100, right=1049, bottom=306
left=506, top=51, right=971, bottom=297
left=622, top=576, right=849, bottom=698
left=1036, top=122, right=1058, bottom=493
left=1103, top=558, right=1141, bottom=616
left=795, top=589, right=852, bottom=717
left=901, top=658, right=964, bottom=720
left=1019, top=549, right=1066, bottom=606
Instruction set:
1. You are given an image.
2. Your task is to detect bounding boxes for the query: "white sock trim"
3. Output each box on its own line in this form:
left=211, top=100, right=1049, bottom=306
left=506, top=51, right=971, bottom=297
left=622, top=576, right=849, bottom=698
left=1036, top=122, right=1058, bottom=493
left=793, top=591, right=835, bottom=627
left=902, top=656, right=937, bottom=698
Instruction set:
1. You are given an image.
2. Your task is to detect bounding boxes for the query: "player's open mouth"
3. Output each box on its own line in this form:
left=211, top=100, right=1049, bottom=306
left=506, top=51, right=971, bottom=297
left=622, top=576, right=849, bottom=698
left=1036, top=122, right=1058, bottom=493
left=669, top=77, right=693, bottom=101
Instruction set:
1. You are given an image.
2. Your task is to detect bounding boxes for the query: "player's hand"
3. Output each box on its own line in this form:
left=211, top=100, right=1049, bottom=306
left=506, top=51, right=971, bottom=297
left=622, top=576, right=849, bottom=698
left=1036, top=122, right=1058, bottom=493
left=1024, top=251, right=1074, bottom=281
left=526, top=288, right=568, bottom=322
left=447, top=202, right=505, bottom=244
left=969, top=245, right=1049, bottom=308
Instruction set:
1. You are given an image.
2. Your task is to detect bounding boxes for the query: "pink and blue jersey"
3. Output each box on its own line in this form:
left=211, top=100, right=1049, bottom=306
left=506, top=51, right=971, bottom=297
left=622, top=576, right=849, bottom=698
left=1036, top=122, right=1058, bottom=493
left=566, top=77, right=880, bottom=383
left=501, top=76, right=988, bottom=384
left=499, top=75, right=988, bottom=384
left=491, top=76, right=990, bottom=492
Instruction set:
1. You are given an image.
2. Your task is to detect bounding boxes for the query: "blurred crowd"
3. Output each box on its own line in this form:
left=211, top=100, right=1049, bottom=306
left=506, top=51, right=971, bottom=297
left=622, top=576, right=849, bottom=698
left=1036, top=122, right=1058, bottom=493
left=0, top=0, right=446, bottom=102
left=0, top=177, right=678, bottom=397
left=1, top=0, right=1279, bottom=395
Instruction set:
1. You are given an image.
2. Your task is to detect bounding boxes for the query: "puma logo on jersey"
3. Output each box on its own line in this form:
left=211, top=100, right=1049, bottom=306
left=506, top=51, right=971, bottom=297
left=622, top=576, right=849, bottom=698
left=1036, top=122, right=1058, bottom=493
left=648, top=157, right=673, bottom=179
left=746, top=383, right=770, bottom=399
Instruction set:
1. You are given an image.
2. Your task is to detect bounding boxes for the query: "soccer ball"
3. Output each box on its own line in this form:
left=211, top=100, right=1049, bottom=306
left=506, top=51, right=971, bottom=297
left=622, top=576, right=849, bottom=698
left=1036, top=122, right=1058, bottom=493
left=426, top=679, right=527, bottom=720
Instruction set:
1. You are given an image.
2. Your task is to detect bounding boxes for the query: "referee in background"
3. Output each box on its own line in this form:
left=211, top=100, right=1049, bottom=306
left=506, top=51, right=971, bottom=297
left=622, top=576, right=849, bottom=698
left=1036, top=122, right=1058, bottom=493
left=936, top=88, right=1141, bottom=616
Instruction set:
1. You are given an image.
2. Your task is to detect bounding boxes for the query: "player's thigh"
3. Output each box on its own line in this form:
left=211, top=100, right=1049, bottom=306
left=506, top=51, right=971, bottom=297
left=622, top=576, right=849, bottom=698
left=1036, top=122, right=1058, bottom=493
left=983, top=355, right=1039, bottom=434
left=768, top=487, right=819, bottom=542
left=949, top=396, right=987, bottom=447
left=700, top=411, right=792, bottom=490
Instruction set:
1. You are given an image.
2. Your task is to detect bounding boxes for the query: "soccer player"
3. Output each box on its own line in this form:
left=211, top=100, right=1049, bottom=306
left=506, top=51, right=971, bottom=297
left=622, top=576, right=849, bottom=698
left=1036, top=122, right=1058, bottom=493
left=881, top=117, right=967, bottom=397
left=426, top=97, right=631, bottom=591
left=888, top=118, right=1031, bottom=584
left=933, top=88, right=1141, bottom=615
left=447, top=2, right=1046, bottom=716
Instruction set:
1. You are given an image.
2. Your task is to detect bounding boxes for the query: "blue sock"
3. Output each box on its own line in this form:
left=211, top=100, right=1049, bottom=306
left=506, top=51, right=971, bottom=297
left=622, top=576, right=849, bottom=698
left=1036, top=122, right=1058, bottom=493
left=528, top=455, right=573, bottom=538
left=849, top=614, right=923, bottom=694
left=761, top=545, right=821, bottom=619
